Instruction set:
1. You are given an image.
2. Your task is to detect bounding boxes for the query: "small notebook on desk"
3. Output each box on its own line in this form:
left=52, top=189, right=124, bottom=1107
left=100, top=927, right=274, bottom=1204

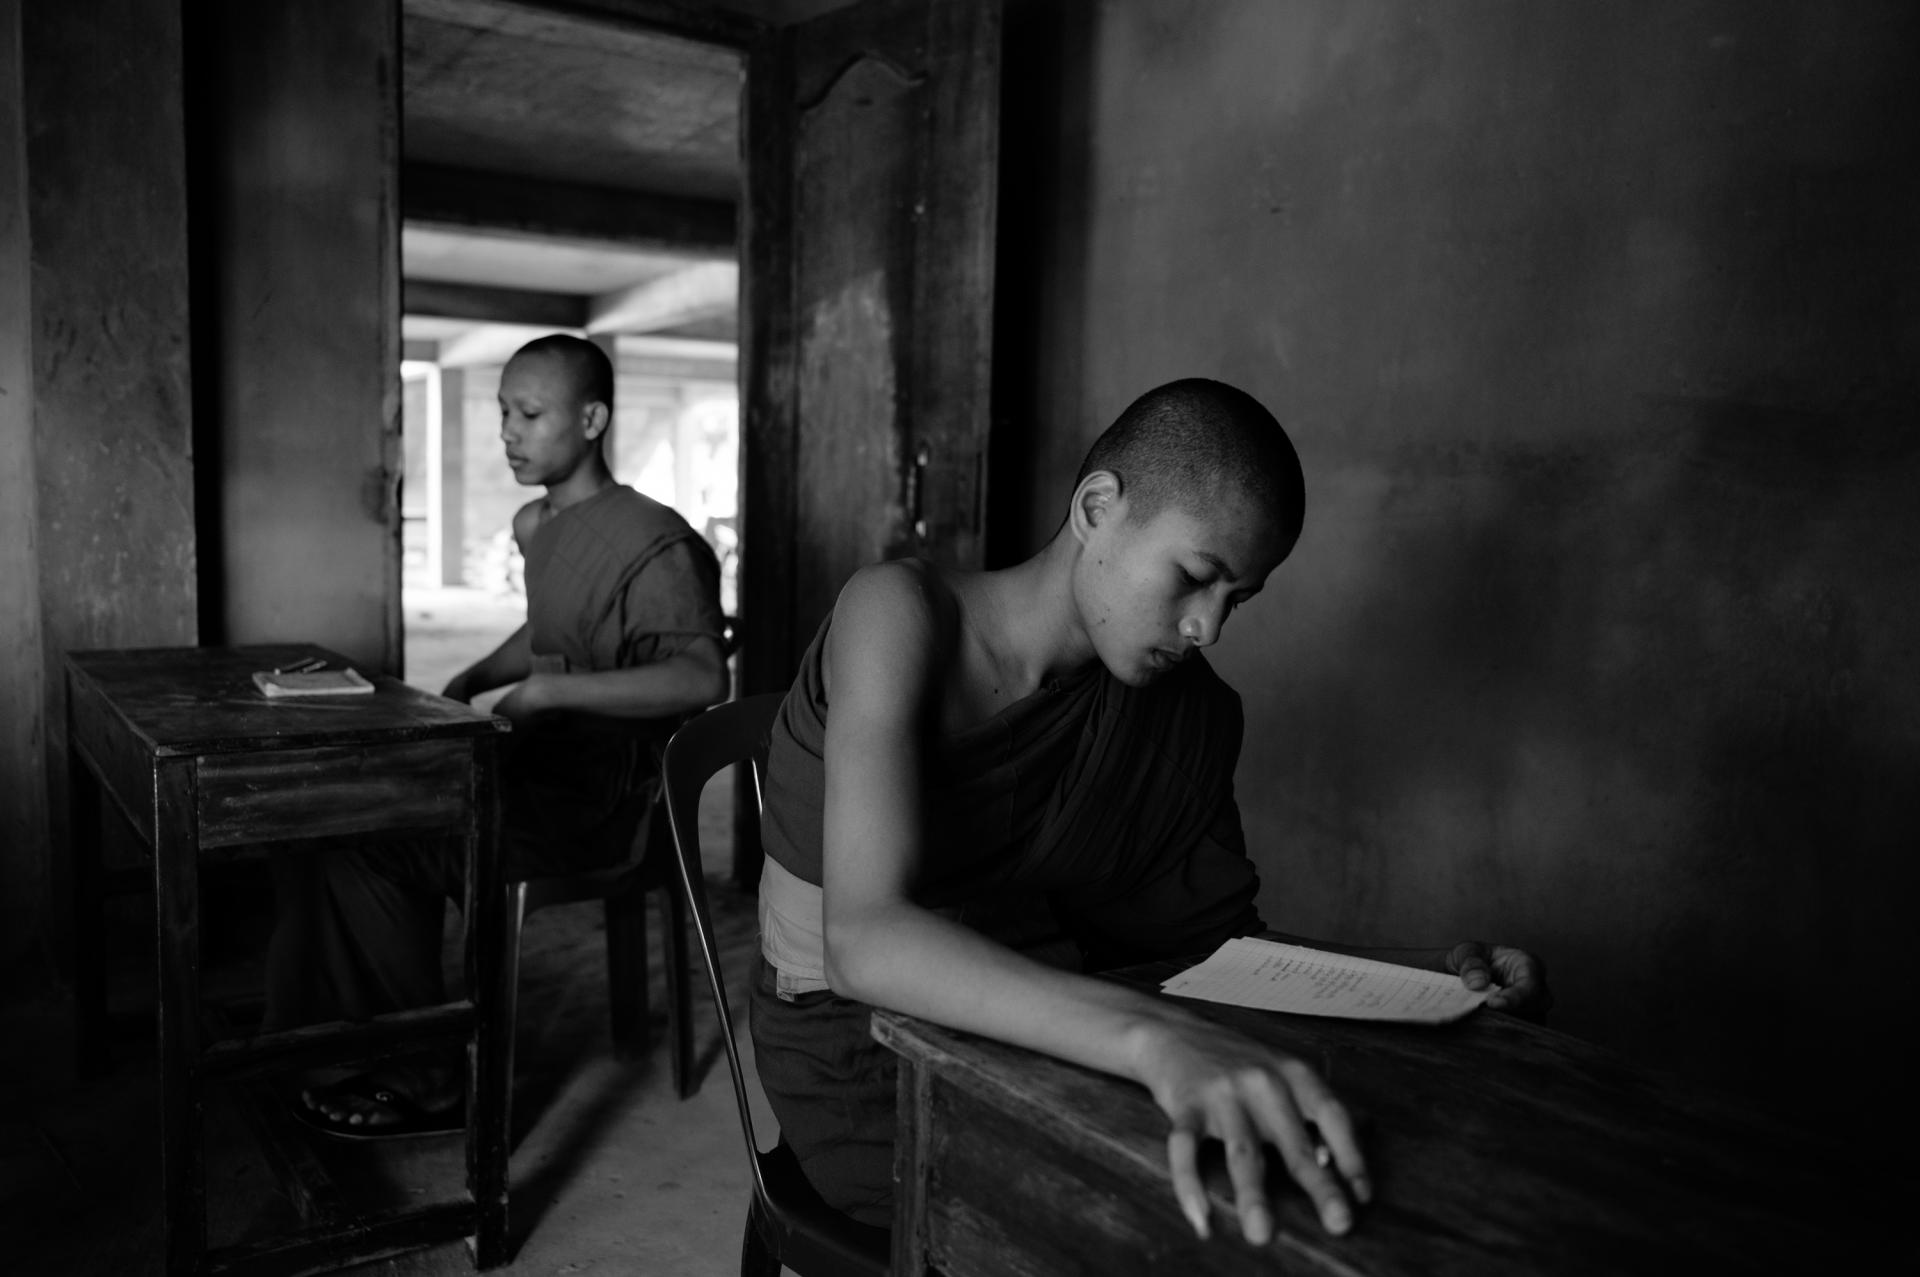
left=251, top=668, right=375, bottom=698
left=1162, top=938, right=1488, bottom=1024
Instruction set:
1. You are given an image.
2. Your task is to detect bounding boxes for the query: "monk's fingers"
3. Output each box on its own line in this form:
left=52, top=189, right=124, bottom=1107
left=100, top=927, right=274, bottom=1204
left=1484, top=980, right=1531, bottom=1010
left=1210, top=1106, right=1276, bottom=1246
left=1448, top=940, right=1494, bottom=991
left=1283, top=1073, right=1370, bottom=1206
left=1166, top=1122, right=1211, bottom=1240
left=1246, top=1068, right=1357, bottom=1235
left=1485, top=946, right=1554, bottom=1019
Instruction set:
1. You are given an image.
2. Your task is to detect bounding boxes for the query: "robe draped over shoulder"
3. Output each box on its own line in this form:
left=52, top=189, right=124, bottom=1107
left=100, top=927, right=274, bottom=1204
left=522, top=484, right=724, bottom=674
left=760, top=611, right=1263, bottom=971
left=508, top=484, right=726, bottom=862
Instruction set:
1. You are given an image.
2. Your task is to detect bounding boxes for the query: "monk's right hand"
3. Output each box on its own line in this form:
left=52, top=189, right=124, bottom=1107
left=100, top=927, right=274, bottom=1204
left=1132, top=1017, right=1368, bottom=1245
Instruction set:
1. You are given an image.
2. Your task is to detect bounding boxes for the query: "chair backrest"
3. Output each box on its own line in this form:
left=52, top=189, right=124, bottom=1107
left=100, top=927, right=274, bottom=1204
left=660, top=692, right=786, bottom=1205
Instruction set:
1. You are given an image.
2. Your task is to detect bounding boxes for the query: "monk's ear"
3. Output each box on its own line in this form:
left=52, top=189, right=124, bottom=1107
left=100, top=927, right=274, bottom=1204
left=1070, top=470, right=1122, bottom=546
left=582, top=401, right=611, bottom=442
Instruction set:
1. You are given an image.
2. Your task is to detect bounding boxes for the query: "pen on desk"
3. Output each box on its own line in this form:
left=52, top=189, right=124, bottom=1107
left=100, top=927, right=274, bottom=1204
left=273, top=657, right=326, bottom=675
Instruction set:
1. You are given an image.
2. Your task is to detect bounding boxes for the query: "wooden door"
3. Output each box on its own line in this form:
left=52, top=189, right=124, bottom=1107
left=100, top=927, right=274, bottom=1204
left=739, top=0, right=1003, bottom=697
left=201, top=0, right=404, bottom=675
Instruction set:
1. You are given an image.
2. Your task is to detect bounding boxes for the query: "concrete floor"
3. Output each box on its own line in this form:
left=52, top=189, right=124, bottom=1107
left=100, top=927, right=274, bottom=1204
left=1, top=585, right=781, bottom=1275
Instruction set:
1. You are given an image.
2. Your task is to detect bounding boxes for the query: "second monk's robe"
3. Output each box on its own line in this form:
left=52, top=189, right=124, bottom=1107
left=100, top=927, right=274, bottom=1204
left=264, top=484, right=725, bottom=1030
left=507, top=483, right=727, bottom=872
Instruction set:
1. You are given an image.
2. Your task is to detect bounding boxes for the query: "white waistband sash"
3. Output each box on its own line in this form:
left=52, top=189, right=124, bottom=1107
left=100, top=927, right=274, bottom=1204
left=757, top=855, right=833, bottom=997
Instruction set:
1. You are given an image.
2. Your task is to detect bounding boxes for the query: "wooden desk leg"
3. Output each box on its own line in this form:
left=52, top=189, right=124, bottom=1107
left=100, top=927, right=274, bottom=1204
left=891, top=1054, right=934, bottom=1277
left=69, top=741, right=109, bottom=1078
left=464, top=737, right=511, bottom=1268
left=153, top=759, right=206, bottom=1277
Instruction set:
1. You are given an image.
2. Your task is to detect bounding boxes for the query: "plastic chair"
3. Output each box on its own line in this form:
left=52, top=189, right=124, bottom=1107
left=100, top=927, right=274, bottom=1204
left=499, top=616, right=743, bottom=1104
left=501, top=797, right=694, bottom=1095
left=661, top=694, right=890, bottom=1277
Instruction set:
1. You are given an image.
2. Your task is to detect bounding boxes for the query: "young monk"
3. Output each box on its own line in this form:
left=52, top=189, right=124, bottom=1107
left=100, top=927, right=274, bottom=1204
left=750, top=379, right=1548, bottom=1243
left=269, top=334, right=729, bottom=1134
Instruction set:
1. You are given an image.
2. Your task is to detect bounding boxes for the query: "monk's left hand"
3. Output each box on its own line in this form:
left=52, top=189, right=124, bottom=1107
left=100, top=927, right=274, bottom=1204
left=492, top=676, right=551, bottom=726
left=1447, top=942, right=1552, bottom=1020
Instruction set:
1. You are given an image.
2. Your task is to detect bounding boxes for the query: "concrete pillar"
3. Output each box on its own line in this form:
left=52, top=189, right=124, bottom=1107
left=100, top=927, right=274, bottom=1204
left=673, top=388, right=701, bottom=518
left=431, top=366, right=467, bottom=585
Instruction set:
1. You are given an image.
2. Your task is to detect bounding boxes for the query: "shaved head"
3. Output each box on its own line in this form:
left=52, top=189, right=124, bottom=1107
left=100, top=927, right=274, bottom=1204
left=1077, top=378, right=1305, bottom=551
left=508, top=334, right=615, bottom=414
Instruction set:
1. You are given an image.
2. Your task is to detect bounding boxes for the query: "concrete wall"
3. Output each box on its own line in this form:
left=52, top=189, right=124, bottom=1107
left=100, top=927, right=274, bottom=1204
left=1000, top=0, right=1920, bottom=1126
left=0, top=1, right=48, bottom=984
left=201, top=0, right=402, bottom=674
left=0, top=0, right=198, bottom=985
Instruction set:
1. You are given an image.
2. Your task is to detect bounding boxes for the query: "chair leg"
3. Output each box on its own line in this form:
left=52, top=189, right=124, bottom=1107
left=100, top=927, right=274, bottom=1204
left=605, top=885, right=649, bottom=1060
left=740, top=1198, right=781, bottom=1277
left=661, top=883, right=694, bottom=1098
left=502, top=881, right=529, bottom=1133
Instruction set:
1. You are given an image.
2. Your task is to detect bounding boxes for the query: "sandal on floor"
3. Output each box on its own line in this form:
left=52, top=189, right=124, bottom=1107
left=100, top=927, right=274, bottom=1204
left=293, top=1074, right=464, bottom=1142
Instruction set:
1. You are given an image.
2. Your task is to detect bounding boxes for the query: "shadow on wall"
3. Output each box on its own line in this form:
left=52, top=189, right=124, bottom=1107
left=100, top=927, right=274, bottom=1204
left=1242, top=388, right=1920, bottom=1122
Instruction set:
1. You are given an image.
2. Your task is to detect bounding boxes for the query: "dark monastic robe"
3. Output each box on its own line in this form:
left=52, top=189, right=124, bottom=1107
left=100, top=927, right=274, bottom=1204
left=750, top=613, right=1264, bottom=1226
left=266, top=485, right=725, bottom=1029
left=508, top=484, right=728, bottom=870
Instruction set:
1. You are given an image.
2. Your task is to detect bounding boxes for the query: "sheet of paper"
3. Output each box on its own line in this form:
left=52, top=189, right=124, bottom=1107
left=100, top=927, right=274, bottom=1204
left=1161, top=938, right=1489, bottom=1024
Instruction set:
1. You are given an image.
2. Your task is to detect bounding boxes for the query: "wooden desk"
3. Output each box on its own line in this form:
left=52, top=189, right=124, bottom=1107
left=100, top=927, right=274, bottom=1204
left=66, top=645, right=513, bottom=1276
left=876, top=957, right=1908, bottom=1276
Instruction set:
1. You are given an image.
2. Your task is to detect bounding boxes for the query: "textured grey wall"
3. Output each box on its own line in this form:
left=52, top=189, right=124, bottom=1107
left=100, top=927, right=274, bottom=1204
left=999, top=0, right=1920, bottom=1129
left=1, top=0, right=199, bottom=982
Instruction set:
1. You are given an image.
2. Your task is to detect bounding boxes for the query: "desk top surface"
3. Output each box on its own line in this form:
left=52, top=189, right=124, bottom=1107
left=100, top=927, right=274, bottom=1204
left=874, top=956, right=1910, bottom=1274
left=67, top=644, right=508, bottom=756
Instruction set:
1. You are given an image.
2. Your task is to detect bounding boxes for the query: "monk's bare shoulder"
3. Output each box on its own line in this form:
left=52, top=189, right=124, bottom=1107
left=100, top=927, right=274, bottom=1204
left=838, top=558, right=957, bottom=622
left=825, top=560, right=960, bottom=708
left=509, top=498, right=549, bottom=553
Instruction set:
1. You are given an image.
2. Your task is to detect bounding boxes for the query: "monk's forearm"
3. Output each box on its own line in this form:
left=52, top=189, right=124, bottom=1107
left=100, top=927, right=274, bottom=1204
left=446, top=625, right=532, bottom=699
left=525, top=649, right=728, bottom=720
left=825, top=902, right=1197, bottom=1086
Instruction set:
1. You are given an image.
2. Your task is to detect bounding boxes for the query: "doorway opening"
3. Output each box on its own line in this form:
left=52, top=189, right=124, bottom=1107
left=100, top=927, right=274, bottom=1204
left=394, top=0, right=744, bottom=702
